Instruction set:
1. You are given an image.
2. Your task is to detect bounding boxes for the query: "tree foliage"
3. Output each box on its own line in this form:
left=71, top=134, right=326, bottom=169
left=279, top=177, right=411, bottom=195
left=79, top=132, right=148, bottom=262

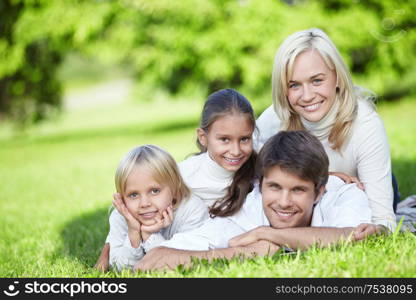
left=1, top=0, right=415, bottom=123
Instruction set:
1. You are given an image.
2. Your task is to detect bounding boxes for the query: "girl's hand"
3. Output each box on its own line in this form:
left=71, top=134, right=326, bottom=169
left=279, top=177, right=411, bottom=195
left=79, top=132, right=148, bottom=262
left=353, top=223, right=387, bottom=241
left=141, top=205, right=173, bottom=240
left=329, top=172, right=365, bottom=191
left=112, top=193, right=141, bottom=233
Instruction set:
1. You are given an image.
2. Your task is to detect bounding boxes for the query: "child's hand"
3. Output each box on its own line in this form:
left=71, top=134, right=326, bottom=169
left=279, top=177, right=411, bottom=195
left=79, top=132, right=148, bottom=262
left=112, top=193, right=141, bottom=233
left=329, top=172, right=365, bottom=190
left=353, top=223, right=386, bottom=241
left=141, top=205, right=173, bottom=239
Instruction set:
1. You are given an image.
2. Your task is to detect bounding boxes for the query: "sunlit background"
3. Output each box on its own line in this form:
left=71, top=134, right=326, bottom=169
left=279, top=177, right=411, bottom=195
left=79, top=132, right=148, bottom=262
left=0, top=0, right=415, bottom=276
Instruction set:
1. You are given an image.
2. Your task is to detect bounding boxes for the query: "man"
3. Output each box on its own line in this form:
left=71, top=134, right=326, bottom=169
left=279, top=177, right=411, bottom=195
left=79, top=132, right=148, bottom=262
left=133, top=130, right=373, bottom=271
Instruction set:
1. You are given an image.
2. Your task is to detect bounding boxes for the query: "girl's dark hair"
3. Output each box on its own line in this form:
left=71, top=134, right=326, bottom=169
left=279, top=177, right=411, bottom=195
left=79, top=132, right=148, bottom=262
left=256, top=130, right=329, bottom=195
left=198, top=89, right=257, bottom=218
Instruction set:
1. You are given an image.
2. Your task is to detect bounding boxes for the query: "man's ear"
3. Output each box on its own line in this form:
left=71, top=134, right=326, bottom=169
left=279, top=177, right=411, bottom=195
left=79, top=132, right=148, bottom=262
left=196, top=128, right=207, bottom=148
left=314, top=185, right=326, bottom=204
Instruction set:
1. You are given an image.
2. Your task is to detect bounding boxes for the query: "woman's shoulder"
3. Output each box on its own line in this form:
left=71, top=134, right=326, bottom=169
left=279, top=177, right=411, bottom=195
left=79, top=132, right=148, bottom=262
left=353, top=100, right=385, bottom=131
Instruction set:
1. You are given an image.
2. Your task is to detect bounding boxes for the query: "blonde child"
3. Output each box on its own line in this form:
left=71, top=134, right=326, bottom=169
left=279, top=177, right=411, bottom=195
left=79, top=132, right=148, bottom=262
left=106, top=145, right=208, bottom=271
left=95, top=88, right=258, bottom=271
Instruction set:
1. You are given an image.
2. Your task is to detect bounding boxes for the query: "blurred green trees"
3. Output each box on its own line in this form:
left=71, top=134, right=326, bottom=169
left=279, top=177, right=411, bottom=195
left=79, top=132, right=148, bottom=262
left=1, top=0, right=415, bottom=123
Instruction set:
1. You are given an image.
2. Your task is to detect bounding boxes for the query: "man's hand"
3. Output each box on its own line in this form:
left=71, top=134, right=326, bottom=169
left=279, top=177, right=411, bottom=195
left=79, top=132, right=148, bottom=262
left=353, top=223, right=387, bottom=241
left=134, top=247, right=189, bottom=271
left=228, top=226, right=268, bottom=247
left=238, top=240, right=280, bottom=257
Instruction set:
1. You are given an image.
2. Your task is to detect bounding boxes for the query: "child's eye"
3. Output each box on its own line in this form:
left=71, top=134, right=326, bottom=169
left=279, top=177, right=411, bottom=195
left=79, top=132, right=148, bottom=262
left=241, top=137, right=251, bottom=143
left=150, top=188, right=160, bottom=195
left=128, top=192, right=138, bottom=199
left=219, top=137, right=229, bottom=142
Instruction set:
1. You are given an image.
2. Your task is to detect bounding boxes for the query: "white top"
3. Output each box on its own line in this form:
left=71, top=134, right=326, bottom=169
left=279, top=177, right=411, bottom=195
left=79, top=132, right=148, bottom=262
left=161, top=176, right=372, bottom=251
left=254, top=101, right=396, bottom=231
left=106, top=194, right=209, bottom=271
left=178, top=152, right=234, bottom=207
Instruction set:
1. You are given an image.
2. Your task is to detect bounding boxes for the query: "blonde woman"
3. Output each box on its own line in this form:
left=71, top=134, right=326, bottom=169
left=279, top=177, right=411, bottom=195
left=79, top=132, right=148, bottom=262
left=104, top=145, right=208, bottom=271
left=256, top=28, right=397, bottom=238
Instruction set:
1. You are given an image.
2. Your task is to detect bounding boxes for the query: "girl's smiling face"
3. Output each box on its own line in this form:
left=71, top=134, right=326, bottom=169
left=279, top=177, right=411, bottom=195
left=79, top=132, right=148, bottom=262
left=123, top=165, right=173, bottom=226
left=286, top=50, right=338, bottom=122
left=197, top=113, right=254, bottom=172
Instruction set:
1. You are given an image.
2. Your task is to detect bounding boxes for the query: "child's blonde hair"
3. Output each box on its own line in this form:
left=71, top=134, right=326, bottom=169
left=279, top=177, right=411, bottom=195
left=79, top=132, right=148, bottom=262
left=115, top=145, right=190, bottom=208
left=272, top=27, right=375, bottom=151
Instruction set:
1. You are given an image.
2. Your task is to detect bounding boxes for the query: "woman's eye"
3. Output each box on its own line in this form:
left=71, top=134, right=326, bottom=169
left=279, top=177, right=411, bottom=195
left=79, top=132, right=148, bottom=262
left=312, top=79, right=323, bottom=84
left=289, top=83, right=299, bottom=89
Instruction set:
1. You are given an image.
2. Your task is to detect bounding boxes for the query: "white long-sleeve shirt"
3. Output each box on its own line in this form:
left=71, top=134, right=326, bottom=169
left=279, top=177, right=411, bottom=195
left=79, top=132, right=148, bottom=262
left=106, top=194, right=209, bottom=271
left=254, top=101, right=396, bottom=231
left=160, top=176, right=372, bottom=251
left=179, top=152, right=234, bottom=207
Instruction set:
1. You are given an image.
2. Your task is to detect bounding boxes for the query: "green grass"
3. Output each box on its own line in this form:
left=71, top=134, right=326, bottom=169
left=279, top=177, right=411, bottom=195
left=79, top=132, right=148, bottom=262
left=0, top=96, right=415, bottom=278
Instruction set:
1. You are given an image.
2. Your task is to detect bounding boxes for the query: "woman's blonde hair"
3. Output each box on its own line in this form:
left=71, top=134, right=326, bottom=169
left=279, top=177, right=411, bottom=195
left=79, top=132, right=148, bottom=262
left=272, top=27, right=374, bottom=151
left=114, top=145, right=190, bottom=208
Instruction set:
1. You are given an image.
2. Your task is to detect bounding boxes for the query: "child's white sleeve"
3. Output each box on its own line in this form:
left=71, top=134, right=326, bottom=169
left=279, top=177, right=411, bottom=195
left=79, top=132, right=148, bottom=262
left=141, top=195, right=210, bottom=253
left=107, top=210, right=145, bottom=271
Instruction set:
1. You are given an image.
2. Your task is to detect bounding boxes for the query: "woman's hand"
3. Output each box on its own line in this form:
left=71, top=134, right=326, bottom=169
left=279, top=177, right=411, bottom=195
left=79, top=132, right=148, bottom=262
left=141, top=205, right=174, bottom=241
left=353, top=223, right=387, bottom=241
left=329, top=172, right=365, bottom=190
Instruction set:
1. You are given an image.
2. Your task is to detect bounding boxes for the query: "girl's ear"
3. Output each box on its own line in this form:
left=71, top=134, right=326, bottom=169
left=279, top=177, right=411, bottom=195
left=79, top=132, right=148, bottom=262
left=196, top=128, right=207, bottom=147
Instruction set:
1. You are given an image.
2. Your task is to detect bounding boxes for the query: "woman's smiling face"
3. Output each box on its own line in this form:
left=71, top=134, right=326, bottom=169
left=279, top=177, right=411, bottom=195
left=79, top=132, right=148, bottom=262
left=286, top=50, right=338, bottom=122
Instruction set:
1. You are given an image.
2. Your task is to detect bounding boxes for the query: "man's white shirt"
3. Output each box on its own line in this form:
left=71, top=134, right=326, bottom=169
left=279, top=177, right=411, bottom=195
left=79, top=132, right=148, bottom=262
left=160, top=176, right=372, bottom=251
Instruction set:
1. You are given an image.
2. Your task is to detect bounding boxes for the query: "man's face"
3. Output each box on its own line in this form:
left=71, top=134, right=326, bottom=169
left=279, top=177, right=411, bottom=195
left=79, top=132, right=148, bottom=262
left=262, top=165, right=324, bottom=228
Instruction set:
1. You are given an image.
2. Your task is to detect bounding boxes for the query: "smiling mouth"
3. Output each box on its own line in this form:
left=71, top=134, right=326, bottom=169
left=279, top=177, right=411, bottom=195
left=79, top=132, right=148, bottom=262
left=274, top=209, right=297, bottom=219
left=302, top=100, right=324, bottom=112
left=223, top=157, right=244, bottom=165
left=139, top=211, right=158, bottom=219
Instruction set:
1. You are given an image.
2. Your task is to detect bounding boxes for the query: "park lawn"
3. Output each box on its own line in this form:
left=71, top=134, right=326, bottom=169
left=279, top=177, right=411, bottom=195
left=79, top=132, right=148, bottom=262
left=0, top=97, right=415, bottom=278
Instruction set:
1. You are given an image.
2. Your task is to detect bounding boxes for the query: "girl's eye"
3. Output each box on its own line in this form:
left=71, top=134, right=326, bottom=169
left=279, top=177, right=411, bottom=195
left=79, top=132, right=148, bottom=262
left=241, top=137, right=251, bottom=143
left=151, top=188, right=160, bottom=195
left=128, top=192, right=138, bottom=199
left=220, top=137, right=229, bottom=142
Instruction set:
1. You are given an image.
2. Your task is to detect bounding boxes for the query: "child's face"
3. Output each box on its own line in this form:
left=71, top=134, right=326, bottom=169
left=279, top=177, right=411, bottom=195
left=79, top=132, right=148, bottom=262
left=198, top=114, right=254, bottom=172
left=261, top=165, right=323, bottom=229
left=123, top=165, right=173, bottom=226
left=286, top=50, right=338, bottom=123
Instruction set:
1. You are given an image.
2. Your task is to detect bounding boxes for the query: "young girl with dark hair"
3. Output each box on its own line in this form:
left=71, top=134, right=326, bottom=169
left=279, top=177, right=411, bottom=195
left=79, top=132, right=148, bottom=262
left=95, top=88, right=257, bottom=271
left=180, top=88, right=257, bottom=217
